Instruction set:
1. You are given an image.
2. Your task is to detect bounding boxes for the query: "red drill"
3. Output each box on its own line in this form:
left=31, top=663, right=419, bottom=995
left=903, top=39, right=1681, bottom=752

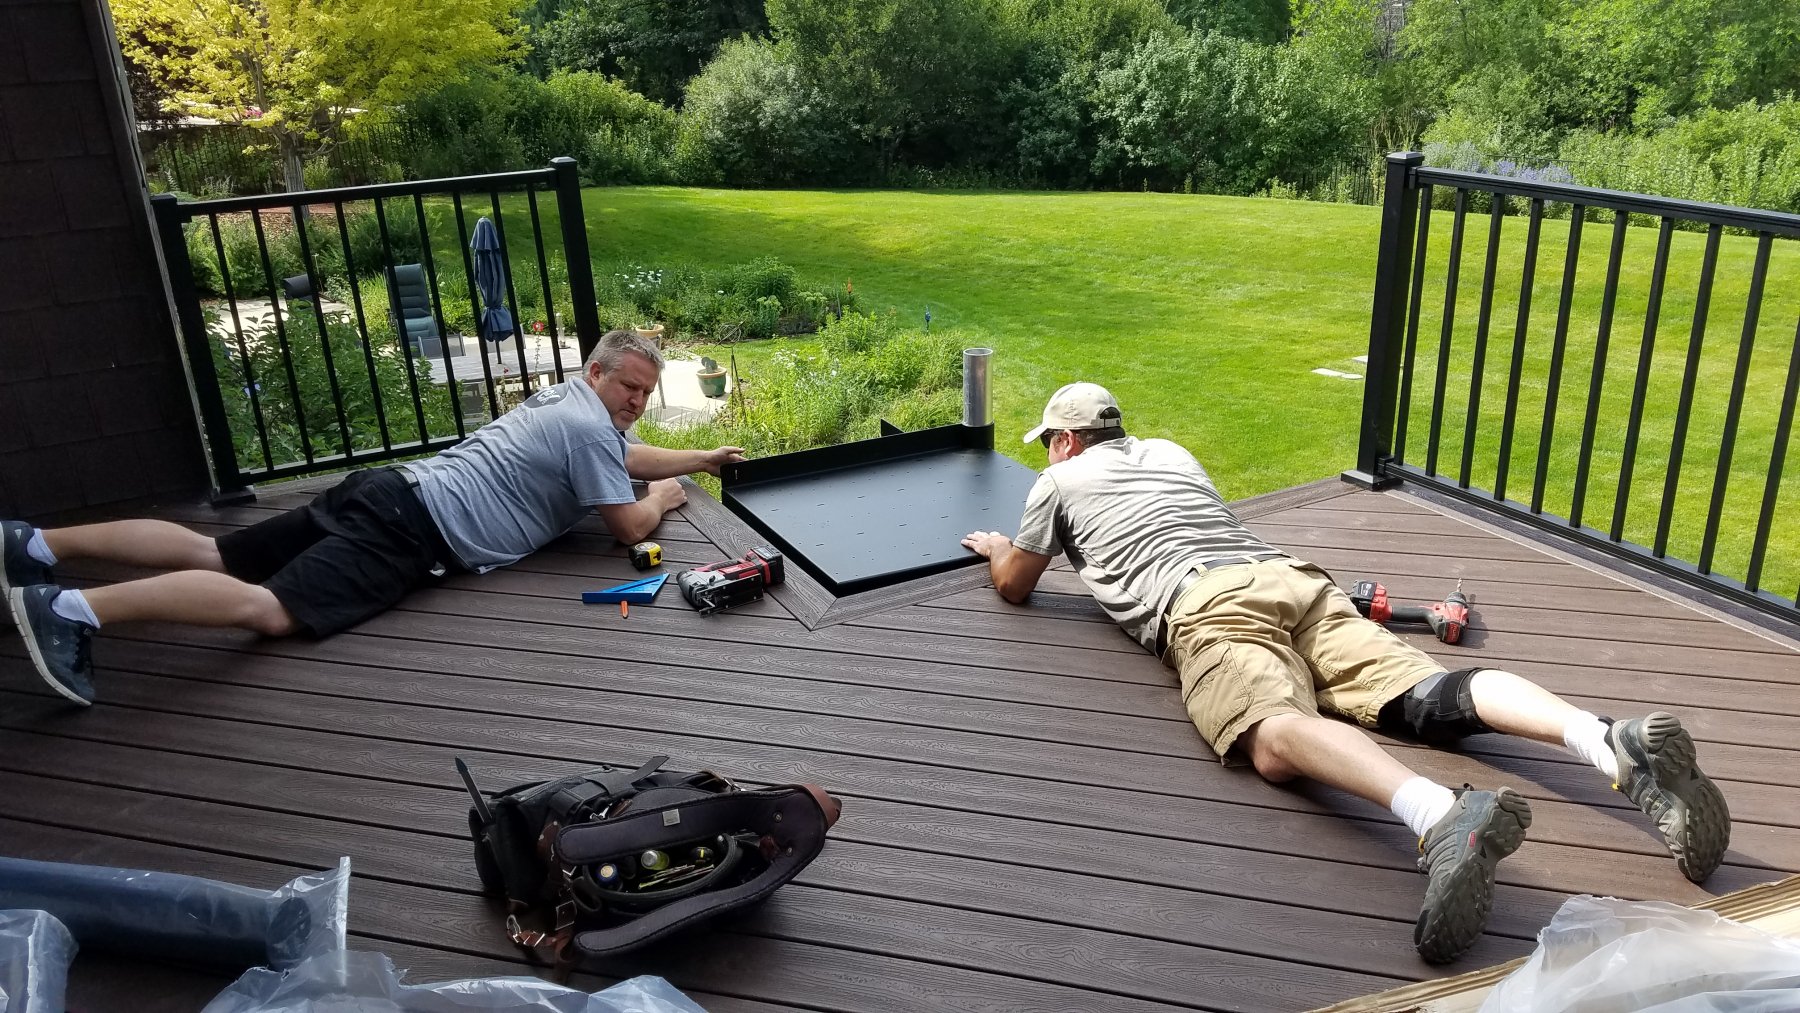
left=1348, top=579, right=1470, bottom=644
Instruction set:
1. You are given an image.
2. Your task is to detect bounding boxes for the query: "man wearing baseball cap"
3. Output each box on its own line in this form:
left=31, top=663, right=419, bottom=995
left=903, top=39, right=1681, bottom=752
left=962, top=381, right=1729, bottom=965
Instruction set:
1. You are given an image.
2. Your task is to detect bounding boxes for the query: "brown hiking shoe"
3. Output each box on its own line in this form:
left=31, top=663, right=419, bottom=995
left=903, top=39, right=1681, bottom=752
left=1414, top=786, right=1532, bottom=964
left=1609, top=712, right=1731, bottom=883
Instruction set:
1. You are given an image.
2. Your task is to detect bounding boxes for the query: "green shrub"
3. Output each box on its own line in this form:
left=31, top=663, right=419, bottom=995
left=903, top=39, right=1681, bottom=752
left=720, top=256, right=798, bottom=307
left=819, top=311, right=900, bottom=356
left=210, top=306, right=460, bottom=470
left=186, top=208, right=431, bottom=298
left=637, top=324, right=971, bottom=486
left=674, top=37, right=862, bottom=186
left=148, top=128, right=281, bottom=197
left=589, top=257, right=842, bottom=342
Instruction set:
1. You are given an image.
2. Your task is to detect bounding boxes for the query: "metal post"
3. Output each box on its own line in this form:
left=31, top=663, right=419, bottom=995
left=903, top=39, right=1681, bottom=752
left=1343, top=151, right=1425, bottom=490
left=152, top=194, right=254, bottom=503
left=551, top=157, right=602, bottom=360
left=962, top=347, right=994, bottom=448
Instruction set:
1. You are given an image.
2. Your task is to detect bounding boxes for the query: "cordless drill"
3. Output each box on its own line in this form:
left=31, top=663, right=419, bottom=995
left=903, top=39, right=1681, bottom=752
left=678, top=546, right=785, bottom=615
left=1348, top=579, right=1470, bottom=645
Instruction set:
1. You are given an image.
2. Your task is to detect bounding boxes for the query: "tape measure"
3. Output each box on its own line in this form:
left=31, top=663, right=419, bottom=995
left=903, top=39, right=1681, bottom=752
left=629, top=541, right=662, bottom=570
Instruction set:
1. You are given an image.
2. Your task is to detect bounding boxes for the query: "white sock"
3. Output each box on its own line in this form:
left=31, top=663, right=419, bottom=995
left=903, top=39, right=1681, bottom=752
left=1563, top=711, right=1619, bottom=780
left=51, top=589, right=100, bottom=629
left=1391, top=776, right=1457, bottom=839
left=26, top=529, right=56, bottom=566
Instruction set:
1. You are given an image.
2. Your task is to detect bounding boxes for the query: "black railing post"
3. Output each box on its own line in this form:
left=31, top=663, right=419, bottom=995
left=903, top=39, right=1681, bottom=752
left=152, top=194, right=254, bottom=504
left=551, top=157, right=602, bottom=360
left=1344, top=151, right=1425, bottom=489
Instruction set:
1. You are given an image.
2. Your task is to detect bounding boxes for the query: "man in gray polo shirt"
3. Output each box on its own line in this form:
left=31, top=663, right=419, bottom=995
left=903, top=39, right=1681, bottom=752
left=5, top=329, right=741, bottom=708
left=962, top=381, right=1729, bottom=965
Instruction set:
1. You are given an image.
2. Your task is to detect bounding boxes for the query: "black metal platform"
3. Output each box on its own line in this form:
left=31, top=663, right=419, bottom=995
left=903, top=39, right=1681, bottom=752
left=720, top=424, right=1042, bottom=595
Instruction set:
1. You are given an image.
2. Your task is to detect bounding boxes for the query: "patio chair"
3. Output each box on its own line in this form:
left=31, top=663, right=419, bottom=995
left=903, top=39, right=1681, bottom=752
left=280, top=274, right=317, bottom=302
left=387, top=264, right=463, bottom=358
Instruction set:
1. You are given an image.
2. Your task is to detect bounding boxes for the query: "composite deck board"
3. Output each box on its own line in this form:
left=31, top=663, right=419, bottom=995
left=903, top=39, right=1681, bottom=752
left=925, top=588, right=1796, bottom=656
left=18, top=647, right=1791, bottom=885
left=1, top=482, right=1795, bottom=1011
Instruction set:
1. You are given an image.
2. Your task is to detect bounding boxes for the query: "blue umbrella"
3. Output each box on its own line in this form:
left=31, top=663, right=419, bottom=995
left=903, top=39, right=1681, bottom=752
left=470, top=217, right=513, bottom=349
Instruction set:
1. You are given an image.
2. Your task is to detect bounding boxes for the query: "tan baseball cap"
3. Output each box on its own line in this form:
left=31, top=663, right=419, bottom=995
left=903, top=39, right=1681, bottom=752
left=1022, top=382, right=1123, bottom=443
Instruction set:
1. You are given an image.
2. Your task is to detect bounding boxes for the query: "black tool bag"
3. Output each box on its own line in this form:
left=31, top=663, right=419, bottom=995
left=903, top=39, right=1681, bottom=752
left=461, top=755, right=839, bottom=964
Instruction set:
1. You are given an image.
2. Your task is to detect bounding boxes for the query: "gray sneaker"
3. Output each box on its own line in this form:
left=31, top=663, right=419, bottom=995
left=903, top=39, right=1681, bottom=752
left=1414, top=786, right=1532, bottom=964
left=1609, top=712, right=1730, bottom=883
left=2, top=521, right=52, bottom=597
left=8, top=584, right=95, bottom=706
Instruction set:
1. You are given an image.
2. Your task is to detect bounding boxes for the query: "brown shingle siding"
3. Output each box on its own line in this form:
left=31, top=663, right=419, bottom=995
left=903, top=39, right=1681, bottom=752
left=0, top=0, right=205, bottom=518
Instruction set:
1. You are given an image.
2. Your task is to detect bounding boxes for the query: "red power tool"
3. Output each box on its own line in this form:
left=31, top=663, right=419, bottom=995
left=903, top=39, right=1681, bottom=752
left=678, top=545, right=786, bottom=615
left=1348, top=579, right=1470, bottom=644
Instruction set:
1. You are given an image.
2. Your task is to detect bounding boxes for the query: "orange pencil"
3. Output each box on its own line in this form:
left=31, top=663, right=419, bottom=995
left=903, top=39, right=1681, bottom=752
left=620, top=600, right=629, bottom=618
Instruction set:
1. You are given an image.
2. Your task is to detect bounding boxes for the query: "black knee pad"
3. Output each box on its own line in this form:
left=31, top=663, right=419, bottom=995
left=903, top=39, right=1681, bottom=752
left=1378, top=668, right=1492, bottom=744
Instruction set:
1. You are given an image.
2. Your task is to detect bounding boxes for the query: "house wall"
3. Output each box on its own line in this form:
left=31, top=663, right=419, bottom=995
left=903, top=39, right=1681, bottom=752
left=0, top=0, right=206, bottom=518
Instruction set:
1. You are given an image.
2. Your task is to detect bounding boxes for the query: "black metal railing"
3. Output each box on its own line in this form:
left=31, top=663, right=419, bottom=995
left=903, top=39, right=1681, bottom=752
left=1349, top=152, right=1800, bottom=625
left=154, top=157, right=601, bottom=500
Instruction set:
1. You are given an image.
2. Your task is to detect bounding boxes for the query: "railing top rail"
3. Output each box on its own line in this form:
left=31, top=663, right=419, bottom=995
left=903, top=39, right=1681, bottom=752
left=1414, top=165, right=1800, bottom=238
left=169, top=166, right=558, bottom=218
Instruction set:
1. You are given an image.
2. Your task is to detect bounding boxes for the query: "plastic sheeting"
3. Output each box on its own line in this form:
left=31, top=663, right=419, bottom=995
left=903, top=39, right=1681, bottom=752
left=1482, top=895, right=1800, bottom=1012
left=202, top=950, right=709, bottom=1013
left=0, top=910, right=78, bottom=1013
left=0, top=857, right=348, bottom=973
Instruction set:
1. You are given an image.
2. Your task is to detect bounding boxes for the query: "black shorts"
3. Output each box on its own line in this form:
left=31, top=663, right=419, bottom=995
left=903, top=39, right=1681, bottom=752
left=216, top=467, right=464, bottom=637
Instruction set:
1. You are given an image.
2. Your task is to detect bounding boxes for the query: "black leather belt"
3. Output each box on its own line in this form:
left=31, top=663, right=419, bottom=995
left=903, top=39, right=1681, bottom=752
left=394, top=464, right=423, bottom=489
left=1156, top=552, right=1288, bottom=655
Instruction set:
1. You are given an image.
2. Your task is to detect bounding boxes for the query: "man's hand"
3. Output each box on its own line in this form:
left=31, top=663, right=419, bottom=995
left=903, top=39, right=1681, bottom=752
left=961, top=529, right=1051, bottom=604
left=961, top=530, right=1012, bottom=559
left=648, top=478, right=687, bottom=511
left=701, top=446, right=747, bottom=476
left=598, top=479, right=686, bottom=545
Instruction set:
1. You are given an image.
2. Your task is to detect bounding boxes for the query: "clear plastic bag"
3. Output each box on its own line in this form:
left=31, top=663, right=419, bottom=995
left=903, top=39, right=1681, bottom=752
left=201, top=950, right=709, bottom=1013
left=0, top=910, right=78, bottom=1013
left=1481, top=895, right=1800, bottom=1013
left=0, top=857, right=348, bottom=973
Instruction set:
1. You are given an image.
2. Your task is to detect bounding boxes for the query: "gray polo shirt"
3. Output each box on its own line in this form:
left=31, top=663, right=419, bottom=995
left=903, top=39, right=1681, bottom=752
left=1012, top=436, right=1281, bottom=651
left=408, top=378, right=636, bottom=572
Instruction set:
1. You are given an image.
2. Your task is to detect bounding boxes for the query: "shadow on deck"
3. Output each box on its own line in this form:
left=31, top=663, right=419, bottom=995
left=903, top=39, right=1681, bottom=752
left=2, top=476, right=1796, bottom=1012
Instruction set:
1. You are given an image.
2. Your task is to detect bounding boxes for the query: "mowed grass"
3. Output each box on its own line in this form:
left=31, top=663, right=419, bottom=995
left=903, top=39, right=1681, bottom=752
left=487, top=186, right=1797, bottom=600
left=584, top=187, right=1384, bottom=501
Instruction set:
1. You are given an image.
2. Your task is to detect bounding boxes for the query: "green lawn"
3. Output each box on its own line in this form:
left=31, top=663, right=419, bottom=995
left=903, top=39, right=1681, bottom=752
left=458, top=186, right=1798, bottom=600
left=584, top=187, right=1386, bottom=501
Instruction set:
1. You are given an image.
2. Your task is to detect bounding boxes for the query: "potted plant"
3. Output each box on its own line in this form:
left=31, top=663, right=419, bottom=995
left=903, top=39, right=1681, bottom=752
left=635, top=322, right=666, bottom=345
left=696, top=355, right=728, bottom=398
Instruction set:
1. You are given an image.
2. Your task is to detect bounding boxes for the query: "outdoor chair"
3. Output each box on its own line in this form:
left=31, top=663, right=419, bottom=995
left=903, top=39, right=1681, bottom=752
left=387, top=264, right=463, bottom=358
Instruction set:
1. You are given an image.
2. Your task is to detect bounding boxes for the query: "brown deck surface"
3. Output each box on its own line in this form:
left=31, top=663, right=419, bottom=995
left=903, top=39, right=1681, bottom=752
left=3, top=477, right=1797, bottom=1012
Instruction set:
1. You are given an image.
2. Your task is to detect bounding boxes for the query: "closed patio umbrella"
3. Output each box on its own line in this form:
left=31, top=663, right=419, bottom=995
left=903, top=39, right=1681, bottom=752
left=471, top=217, right=513, bottom=363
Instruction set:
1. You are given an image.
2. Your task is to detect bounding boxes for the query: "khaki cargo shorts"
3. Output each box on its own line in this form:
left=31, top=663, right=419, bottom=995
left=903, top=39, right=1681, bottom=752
left=1163, top=558, right=1443, bottom=760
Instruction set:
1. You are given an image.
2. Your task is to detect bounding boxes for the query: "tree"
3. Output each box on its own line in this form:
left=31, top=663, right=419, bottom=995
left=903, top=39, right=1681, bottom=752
left=1169, top=0, right=1291, bottom=42
left=766, top=0, right=1018, bottom=173
left=676, top=37, right=856, bottom=184
left=1290, top=0, right=1427, bottom=150
left=1552, top=0, right=1800, bottom=128
left=112, top=0, right=525, bottom=192
left=537, top=0, right=767, bottom=105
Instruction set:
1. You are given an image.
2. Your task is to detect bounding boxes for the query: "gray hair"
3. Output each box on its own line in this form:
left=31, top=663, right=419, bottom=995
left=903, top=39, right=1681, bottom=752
left=586, top=328, right=665, bottom=373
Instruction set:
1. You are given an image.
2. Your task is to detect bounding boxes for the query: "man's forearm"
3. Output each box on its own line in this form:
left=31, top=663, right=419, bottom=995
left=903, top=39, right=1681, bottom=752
left=627, top=445, right=712, bottom=480
left=609, top=499, right=668, bottom=544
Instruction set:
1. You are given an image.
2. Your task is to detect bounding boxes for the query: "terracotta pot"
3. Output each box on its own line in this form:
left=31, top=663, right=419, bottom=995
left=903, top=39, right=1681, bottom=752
left=635, top=323, right=666, bottom=344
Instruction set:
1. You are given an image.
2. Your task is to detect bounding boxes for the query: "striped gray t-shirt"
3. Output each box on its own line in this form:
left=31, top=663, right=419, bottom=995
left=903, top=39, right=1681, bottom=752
left=1012, top=436, right=1281, bottom=651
